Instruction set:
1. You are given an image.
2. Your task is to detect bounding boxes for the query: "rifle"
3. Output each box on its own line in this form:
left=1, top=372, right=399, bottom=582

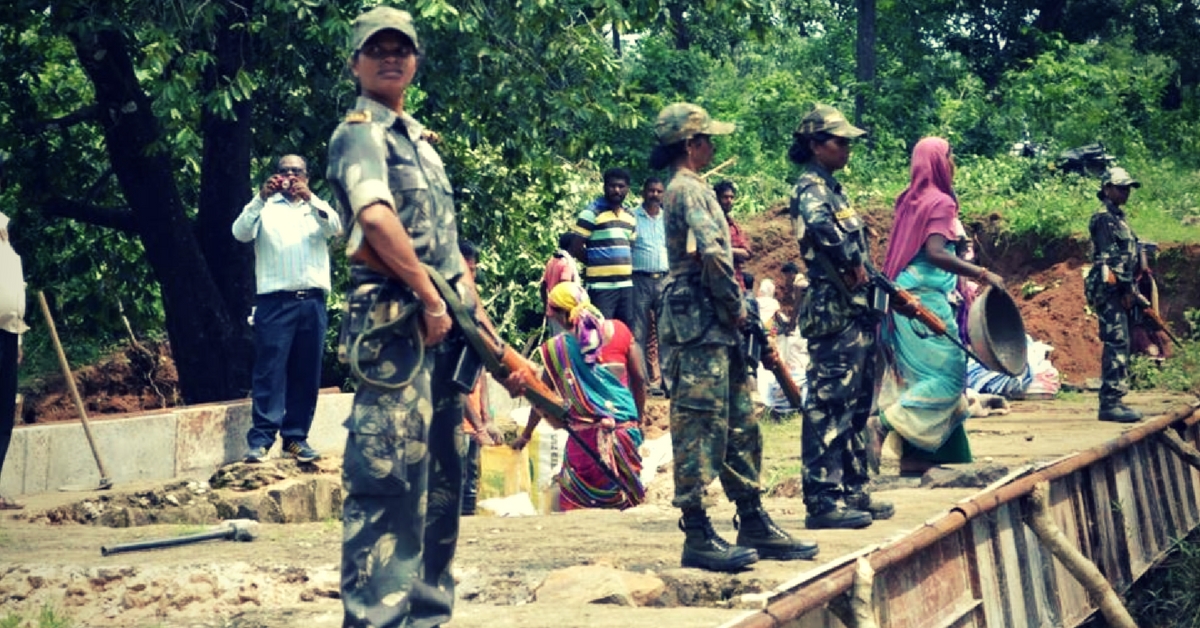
left=864, top=262, right=989, bottom=367
left=353, top=244, right=641, bottom=503
left=1135, top=293, right=1183, bottom=348
left=742, top=297, right=805, bottom=410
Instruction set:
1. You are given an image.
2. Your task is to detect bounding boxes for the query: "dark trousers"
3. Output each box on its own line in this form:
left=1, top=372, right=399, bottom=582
left=341, top=339, right=466, bottom=628
left=801, top=319, right=876, bottom=515
left=1097, top=297, right=1131, bottom=407
left=0, top=331, right=17, bottom=477
left=461, top=437, right=481, bottom=515
left=631, top=273, right=665, bottom=383
left=589, top=286, right=635, bottom=329
left=246, top=291, right=328, bottom=449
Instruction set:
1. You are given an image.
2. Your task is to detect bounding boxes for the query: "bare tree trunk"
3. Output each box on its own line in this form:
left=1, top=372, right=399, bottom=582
left=669, top=0, right=690, bottom=50
left=612, top=20, right=621, bottom=56
left=196, top=0, right=258, bottom=396
left=854, top=0, right=876, bottom=130
left=68, top=27, right=248, bottom=404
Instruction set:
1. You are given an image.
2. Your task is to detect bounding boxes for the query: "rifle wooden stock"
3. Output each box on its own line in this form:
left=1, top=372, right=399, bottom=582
left=1136, top=295, right=1183, bottom=348
left=351, top=243, right=571, bottom=424
left=761, top=342, right=804, bottom=410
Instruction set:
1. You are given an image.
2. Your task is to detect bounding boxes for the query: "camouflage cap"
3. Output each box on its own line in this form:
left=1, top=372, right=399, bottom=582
left=795, top=104, right=866, bottom=138
left=350, top=6, right=420, bottom=53
left=1102, top=167, right=1141, bottom=188
left=655, top=103, right=735, bottom=145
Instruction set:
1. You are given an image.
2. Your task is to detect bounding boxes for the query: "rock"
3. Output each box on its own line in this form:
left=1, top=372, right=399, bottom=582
left=920, top=463, right=1010, bottom=489
left=535, top=565, right=663, bottom=607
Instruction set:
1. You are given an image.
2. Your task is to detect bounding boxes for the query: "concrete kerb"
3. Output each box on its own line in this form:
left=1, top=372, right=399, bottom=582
left=0, top=392, right=354, bottom=497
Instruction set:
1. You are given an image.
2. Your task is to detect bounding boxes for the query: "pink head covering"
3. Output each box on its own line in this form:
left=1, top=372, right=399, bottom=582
left=881, top=137, right=959, bottom=280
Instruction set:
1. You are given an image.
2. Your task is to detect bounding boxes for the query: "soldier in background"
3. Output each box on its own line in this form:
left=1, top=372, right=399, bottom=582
left=788, top=104, right=891, bottom=530
left=651, top=102, right=818, bottom=573
left=1084, top=167, right=1145, bottom=423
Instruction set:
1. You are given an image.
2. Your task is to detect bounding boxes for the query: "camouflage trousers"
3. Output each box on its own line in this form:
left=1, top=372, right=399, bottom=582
left=341, top=339, right=467, bottom=628
left=1096, top=296, right=1131, bottom=407
left=666, top=342, right=761, bottom=510
left=801, top=318, right=877, bottom=515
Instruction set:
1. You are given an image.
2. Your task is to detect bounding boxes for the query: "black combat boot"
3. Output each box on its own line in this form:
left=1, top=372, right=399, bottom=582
left=844, top=489, right=894, bottom=521
left=1098, top=402, right=1142, bottom=423
left=734, top=497, right=820, bottom=560
left=679, top=508, right=759, bottom=572
left=804, top=496, right=872, bottom=530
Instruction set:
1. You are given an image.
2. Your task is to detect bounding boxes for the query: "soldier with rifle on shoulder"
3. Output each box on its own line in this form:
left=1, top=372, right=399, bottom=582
left=788, top=104, right=892, bottom=530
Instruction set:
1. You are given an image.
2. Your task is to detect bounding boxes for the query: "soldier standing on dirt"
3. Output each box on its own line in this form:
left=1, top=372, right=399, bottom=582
left=788, top=104, right=890, bottom=530
left=326, top=8, right=518, bottom=627
left=1084, top=167, right=1145, bottom=424
left=652, top=102, right=818, bottom=573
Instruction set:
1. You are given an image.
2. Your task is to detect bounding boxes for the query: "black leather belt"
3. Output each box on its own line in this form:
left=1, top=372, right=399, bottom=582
left=634, top=271, right=667, bottom=279
left=261, top=289, right=325, bottom=300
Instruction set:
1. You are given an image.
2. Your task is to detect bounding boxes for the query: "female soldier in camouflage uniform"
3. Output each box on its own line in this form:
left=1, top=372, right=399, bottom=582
left=788, top=104, right=892, bottom=530
left=1085, top=167, right=1145, bottom=424
left=652, top=103, right=818, bottom=572
left=326, top=8, right=515, bottom=627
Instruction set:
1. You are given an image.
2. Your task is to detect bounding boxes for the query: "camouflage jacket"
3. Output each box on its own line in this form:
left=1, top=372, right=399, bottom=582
left=789, top=164, right=873, bottom=338
left=1085, top=199, right=1139, bottom=304
left=326, top=97, right=468, bottom=389
left=659, top=168, right=742, bottom=347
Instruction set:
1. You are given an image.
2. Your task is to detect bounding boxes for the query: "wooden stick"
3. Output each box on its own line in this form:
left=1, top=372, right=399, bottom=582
left=1158, top=430, right=1200, bottom=470
left=827, top=557, right=878, bottom=627
left=37, top=291, right=112, bottom=489
left=1025, top=482, right=1135, bottom=628
left=700, top=156, right=737, bottom=179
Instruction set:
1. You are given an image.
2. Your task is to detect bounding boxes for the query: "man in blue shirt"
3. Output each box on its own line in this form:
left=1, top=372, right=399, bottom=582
left=631, top=177, right=667, bottom=394
left=232, top=154, right=342, bottom=463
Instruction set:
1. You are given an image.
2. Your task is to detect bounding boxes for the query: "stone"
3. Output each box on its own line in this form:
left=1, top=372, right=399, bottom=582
left=535, top=565, right=652, bottom=607
left=920, top=463, right=1010, bottom=489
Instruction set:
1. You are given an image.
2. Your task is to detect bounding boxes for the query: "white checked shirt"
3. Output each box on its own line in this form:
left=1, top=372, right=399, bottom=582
left=231, top=193, right=343, bottom=294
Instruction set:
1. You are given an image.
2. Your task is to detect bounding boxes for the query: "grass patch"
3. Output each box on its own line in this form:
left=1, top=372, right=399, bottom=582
left=1130, top=339, right=1200, bottom=395
left=758, top=413, right=803, bottom=493
left=0, top=604, right=74, bottom=628
left=1126, top=531, right=1200, bottom=628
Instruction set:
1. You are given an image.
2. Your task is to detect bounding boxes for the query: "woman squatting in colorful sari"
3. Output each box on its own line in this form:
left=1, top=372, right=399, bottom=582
left=877, top=137, right=1007, bottom=475
left=513, top=282, right=646, bottom=510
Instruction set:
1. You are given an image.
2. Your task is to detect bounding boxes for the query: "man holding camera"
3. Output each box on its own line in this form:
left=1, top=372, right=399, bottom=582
left=232, top=154, right=342, bottom=464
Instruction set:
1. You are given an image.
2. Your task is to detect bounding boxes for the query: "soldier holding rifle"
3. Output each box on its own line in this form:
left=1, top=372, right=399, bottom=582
left=1084, top=167, right=1147, bottom=424
left=326, top=8, right=520, bottom=627
left=652, top=102, right=817, bottom=573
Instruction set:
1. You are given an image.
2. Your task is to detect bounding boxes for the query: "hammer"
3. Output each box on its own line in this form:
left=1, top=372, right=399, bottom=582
left=101, top=519, right=260, bottom=556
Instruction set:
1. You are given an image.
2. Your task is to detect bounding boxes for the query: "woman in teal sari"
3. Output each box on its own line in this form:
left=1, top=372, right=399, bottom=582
left=878, top=138, right=1006, bottom=474
left=514, top=282, right=645, bottom=510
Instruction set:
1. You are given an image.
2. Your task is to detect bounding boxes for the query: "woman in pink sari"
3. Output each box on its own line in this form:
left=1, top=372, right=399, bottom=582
left=878, top=138, right=1006, bottom=474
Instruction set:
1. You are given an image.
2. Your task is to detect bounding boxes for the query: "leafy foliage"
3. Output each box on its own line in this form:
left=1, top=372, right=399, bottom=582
left=4, top=0, right=1200, bottom=400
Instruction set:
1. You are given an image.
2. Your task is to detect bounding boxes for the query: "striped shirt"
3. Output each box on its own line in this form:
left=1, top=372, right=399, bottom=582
left=231, top=193, right=343, bottom=294
left=631, top=205, right=668, bottom=273
left=573, top=198, right=636, bottom=290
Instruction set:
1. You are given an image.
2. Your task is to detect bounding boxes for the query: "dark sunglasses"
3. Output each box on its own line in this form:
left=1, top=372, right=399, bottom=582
left=361, top=43, right=416, bottom=60
left=277, top=167, right=306, bottom=176
left=828, top=137, right=851, bottom=148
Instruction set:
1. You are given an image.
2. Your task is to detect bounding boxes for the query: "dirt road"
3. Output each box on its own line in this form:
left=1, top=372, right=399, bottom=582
left=0, top=391, right=1193, bottom=628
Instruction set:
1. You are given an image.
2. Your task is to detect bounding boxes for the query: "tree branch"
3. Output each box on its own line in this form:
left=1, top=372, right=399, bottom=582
left=43, top=197, right=137, bottom=233
left=40, top=104, right=101, bottom=131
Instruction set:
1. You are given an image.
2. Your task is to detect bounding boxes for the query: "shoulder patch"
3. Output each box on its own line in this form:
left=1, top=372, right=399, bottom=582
left=344, top=110, right=371, bottom=124
left=420, top=129, right=441, bottom=145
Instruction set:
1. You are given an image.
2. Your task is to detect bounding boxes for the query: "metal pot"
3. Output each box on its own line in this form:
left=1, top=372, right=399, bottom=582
left=967, top=287, right=1028, bottom=376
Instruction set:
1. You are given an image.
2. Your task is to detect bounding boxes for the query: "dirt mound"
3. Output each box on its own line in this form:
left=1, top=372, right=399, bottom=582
left=21, top=339, right=182, bottom=424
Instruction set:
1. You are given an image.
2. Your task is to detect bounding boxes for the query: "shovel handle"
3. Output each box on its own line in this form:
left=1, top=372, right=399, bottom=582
left=38, top=291, right=112, bottom=486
